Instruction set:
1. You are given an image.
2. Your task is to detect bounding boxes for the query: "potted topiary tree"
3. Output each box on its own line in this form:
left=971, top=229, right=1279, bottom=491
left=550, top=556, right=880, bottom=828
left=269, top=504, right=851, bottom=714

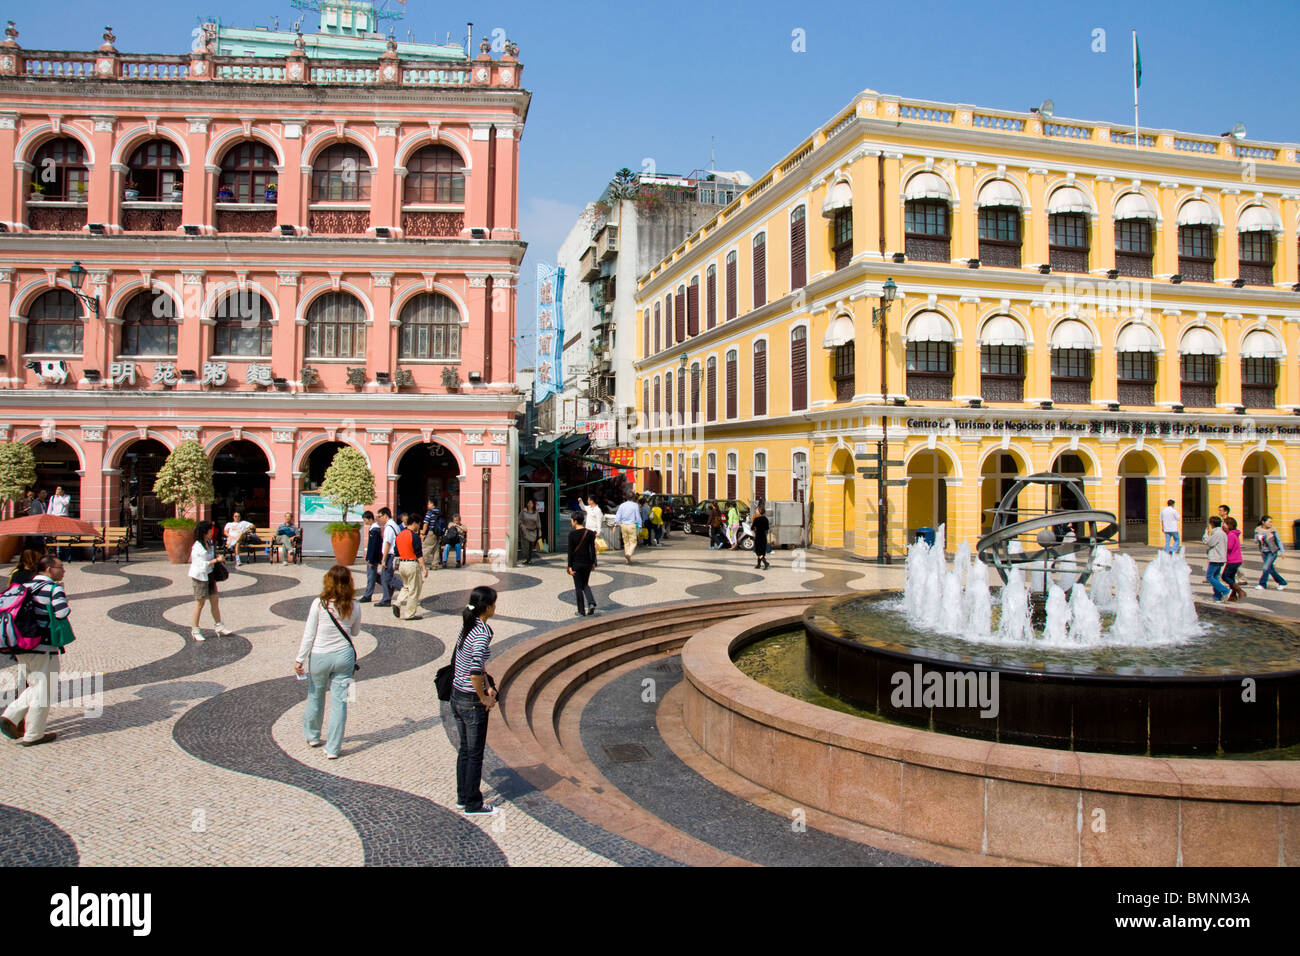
left=152, top=439, right=215, bottom=564
left=0, top=441, right=37, bottom=564
left=319, top=445, right=374, bottom=566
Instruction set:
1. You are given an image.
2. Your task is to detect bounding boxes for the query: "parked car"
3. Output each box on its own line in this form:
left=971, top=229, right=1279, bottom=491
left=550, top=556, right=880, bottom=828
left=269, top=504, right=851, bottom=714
left=686, top=499, right=751, bottom=536
left=642, top=494, right=697, bottom=534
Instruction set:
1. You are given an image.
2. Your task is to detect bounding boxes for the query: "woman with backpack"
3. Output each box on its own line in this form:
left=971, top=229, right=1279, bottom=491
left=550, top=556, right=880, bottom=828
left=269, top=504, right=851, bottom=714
left=1254, top=515, right=1289, bottom=591
left=294, top=565, right=361, bottom=760
left=449, top=585, right=499, bottom=815
left=188, top=521, right=232, bottom=642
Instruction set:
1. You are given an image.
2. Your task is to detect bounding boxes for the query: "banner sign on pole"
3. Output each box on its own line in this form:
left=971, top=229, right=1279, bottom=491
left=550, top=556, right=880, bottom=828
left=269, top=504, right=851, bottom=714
left=535, top=263, right=565, bottom=400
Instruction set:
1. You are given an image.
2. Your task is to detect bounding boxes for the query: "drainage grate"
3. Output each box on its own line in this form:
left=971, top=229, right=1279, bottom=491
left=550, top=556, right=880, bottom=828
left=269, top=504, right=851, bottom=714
left=655, top=658, right=681, bottom=674
left=603, top=742, right=653, bottom=764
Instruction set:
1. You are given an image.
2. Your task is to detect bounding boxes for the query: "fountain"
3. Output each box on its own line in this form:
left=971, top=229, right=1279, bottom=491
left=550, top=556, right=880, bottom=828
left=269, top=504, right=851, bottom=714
left=793, top=474, right=1300, bottom=756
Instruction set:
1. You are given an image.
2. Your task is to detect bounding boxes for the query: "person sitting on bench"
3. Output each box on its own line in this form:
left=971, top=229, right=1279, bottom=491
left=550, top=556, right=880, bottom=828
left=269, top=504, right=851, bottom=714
left=274, top=513, right=300, bottom=563
left=223, top=512, right=255, bottom=566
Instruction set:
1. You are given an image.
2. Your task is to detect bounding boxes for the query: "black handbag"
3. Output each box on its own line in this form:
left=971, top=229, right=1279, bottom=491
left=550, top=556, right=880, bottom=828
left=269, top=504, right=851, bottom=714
left=323, top=605, right=361, bottom=672
left=208, top=560, right=230, bottom=583
left=435, top=632, right=465, bottom=702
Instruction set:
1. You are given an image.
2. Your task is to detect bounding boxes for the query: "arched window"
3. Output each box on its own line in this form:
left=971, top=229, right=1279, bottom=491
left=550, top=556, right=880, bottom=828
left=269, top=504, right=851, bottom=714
left=977, top=181, right=1022, bottom=267
left=753, top=452, right=767, bottom=502
left=834, top=341, right=855, bottom=402
left=212, top=291, right=273, bottom=356
left=1113, top=192, right=1157, bottom=277
left=398, top=293, right=460, bottom=359
left=687, top=275, right=700, bottom=336
left=306, top=292, right=367, bottom=359
left=726, top=451, right=738, bottom=500
left=675, top=285, right=686, bottom=342
left=1238, top=207, right=1277, bottom=286
left=1175, top=198, right=1218, bottom=282
left=793, top=451, right=808, bottom=503
left=752, top=233, right=767, bottom=309
left=311, top=143, right=371, bottom=202
left=791, top=326, right=808, bottom=411
left=725, top=349, right=738, bottom=419
left=665, top=370, right=674, bottom=425
left=25, top=289, right=83, bottom=354
left=790, top=206, right=807, bottom=289
left=653, top=302, right=661, bottom=353
left=404, top=145, right=465, bottom=204
left=1241, top=330, right=1281, bottom=409
left=643, top=308, right=651, bottom=358
left=826, top=180, right=854, bottom=270
left=904, top=172, right=952, bottom=262
left=706, top=451, right=717, bottom=499
left=690, top=361, right=701, bottom=423
left=665, top=452, right=673, bottom=493
left=1116, top=323, right=1160, bottom=406
left=1049, top=320, right=1096, bottom=405
left=705, top=265, right=717, bottom=330
left=218, top=141, right=278, bottom=204
left=120, top=290, right=177, bottom=356
left=642, top=379, right=650, bottom=426
left=706, top=356, right=717, bottom=422
left=30, top=138, right=88, bottom=201
left=653, top=375, right=662, bottom=429
left=126, top=139, right=183, bottom=201
left=665, top=294, right=675, bottom=347
left=691, top=452, right=700, bottom=499
left=753, top=340, right=768, bottom=416
left=725, top=251, right=738, bottom=320
left=980, top=316, right=1028, bottom=403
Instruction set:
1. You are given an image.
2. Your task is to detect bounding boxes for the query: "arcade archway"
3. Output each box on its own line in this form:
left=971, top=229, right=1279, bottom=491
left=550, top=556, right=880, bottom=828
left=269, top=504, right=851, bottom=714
left=1117, top=449, right=1159, bottom=544
left=979, top=449, right=1026, bottom=534
left=1180, top=450, right=1219, bottom=538
left=117, top=438, right=170, bottom=544
left=906, top=449, right=951, bottom=537
left=31, top=439, right=81, bottom=517
left=212, top=440, right=271, bottom=528
left=1050, top=451, right=1088, bottom=512
left=829, top=448, right=855, bottom=550
left=395, top=441, right=460, bottom=520
left=1242, top=451, right=1278, bottom=529
left=303, top=441, right=350, bottom=491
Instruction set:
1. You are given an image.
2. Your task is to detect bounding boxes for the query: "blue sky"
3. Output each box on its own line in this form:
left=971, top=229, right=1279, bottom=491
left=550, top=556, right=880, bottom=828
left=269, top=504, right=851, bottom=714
left=18, top=0, right=1300, bottom=370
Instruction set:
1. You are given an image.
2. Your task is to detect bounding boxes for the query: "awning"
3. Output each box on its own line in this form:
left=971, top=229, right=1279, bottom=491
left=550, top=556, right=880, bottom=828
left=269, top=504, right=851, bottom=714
left=822, top=314, right=856, bottom=348
left=1047, top=186, right=1091, bottom=215
left=821, top=181, right=853, bottom=217
left=1114, top=192, right=1158, bottom=220
left=1240, top=329, right=1283, bottom=359
left=1179, top=327, right=1222, bottom=356
left=1176, top=198, right=1220, bottom=228
left=1050, top=319, right=1096, bottom=350
left=1238, top=204, right=1281, bottom=233
left=980, top=315, right=1028, bottom=347
left=976, top=180, right=1022, bottom=209
left=904, top=172, right=951, bottom=202
left=1116, top=323, right=1162, bottom=353
left=905, top=310, right=955, bottom=343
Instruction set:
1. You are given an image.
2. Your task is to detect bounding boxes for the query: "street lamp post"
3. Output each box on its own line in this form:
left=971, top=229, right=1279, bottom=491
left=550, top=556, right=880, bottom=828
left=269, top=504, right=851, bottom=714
left=871, top=277, right=898, bottom=564
left=67, top=261, right=101, bottom=317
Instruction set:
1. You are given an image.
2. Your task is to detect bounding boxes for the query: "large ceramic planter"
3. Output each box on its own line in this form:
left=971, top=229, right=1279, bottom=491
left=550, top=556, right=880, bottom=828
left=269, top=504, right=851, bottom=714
left=330, top=528, right=361, bottom=566
left=0, top=536, right=21, bottom=566
left=162, top=527, right=193, bottom=565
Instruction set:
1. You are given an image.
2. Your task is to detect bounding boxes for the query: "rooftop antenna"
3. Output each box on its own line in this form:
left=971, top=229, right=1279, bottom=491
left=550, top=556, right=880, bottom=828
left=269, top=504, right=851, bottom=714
left=710, top=136, right=716, bottom=172
left=467, top=21, right=473, bottom=54
left=270, top=15, right=279, bottom=30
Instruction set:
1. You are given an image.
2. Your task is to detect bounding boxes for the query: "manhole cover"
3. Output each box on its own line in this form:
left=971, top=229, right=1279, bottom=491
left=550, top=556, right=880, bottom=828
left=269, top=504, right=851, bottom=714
left=603, top=742, right=652, bottom=764
left=654, top=658, right=681, bottom=674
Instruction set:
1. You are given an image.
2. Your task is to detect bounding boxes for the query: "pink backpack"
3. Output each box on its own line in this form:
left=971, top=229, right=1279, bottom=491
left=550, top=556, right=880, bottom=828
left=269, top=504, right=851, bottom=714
left=0, top=583, right=43, bottom=653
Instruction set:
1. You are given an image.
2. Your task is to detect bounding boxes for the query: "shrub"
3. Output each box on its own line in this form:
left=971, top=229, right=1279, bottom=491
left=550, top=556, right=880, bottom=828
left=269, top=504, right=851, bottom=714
left=319, top=446, right=375, bottom=526
left=0, top=442, right=37, bottom=518
left=153, top=440, right=215, bottom=519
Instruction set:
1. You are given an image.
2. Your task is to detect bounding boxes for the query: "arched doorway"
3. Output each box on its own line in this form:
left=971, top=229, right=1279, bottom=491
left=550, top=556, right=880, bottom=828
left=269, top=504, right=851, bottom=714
left=906, top=450, right=951, bottom=537
left=1050, top=451, right=1087, bottom=512
left=212, top=440, right=271, bottom=528
left=980, top=450, right=1025, bottom=534
left=118, top=438, right=170, bottom=545
left=303, top=441, right=350, bottom=491
left=1117, top=450, right=1157, bottom=544
left=1181, top=451, right=1217, bottom=540
left=395, top=441, right=460, bottom=521
left=830, top=448, right=855, bottom=550
left=1242, top=451, right=1277, bottom=529
left=31, top=439, right=81, bottom=517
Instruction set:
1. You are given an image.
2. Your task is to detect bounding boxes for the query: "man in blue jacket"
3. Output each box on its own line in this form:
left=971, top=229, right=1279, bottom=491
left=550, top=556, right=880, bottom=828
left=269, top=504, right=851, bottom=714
left=358, top=511, right=382, bottom=602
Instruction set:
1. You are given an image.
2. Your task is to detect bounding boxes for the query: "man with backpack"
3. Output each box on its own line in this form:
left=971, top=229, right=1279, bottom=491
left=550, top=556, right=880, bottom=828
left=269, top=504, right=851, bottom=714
left=1, top=555, right=72, bottom=747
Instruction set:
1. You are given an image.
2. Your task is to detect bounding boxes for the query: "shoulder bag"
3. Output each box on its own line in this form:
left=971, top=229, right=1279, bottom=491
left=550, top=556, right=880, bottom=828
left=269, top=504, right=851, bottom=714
left=33, top=583, right=75, bottom=650
left=435, top=631, right=467, bottom=702
left=209, top=559, right=230, bottom=583
left=322, top=603, right=361, bottom=672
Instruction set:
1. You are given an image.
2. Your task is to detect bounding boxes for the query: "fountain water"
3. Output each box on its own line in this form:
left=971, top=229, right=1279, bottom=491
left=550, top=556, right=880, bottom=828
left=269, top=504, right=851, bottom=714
left=1043, top=585, right=1071, bottom=643
left=1067, top=579, right=1102, bottom=645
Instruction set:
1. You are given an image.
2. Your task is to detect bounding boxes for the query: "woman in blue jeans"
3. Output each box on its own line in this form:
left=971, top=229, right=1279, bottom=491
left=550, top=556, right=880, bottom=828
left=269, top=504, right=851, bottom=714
left=294, top=565, right=361, bottom=759
left=1254, top=515, right=1288, bottom=590
left=449, top=585, right=498, bottom=815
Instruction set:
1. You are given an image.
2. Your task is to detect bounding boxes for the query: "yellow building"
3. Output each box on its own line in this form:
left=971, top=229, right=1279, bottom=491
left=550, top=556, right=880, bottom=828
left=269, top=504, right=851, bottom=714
left=634, top=88, right=1300, bottom=557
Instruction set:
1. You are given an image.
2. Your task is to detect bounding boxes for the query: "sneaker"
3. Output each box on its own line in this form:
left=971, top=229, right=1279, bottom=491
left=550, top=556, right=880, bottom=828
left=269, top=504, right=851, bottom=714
left=325, top=752, right=339, bottom=760
left=307, top=740, right=323, bottom=748
left=191, top=628, right=206, bottom=642
left=456, top=802, right=466, bottom=810
left=1255, top=585, right=1266, bottom=590
left=1279, top=585, right=1288, bottom=591
left=18, top=732, right=56, bottom=747
left=215, top=624, right=234, bottom=636
left=462, top=803, right=498, bottom=817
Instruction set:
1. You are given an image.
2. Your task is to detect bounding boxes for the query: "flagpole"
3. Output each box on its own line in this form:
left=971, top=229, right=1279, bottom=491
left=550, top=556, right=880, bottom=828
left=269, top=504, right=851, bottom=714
left=1132, top=30, right=1140, bottom=150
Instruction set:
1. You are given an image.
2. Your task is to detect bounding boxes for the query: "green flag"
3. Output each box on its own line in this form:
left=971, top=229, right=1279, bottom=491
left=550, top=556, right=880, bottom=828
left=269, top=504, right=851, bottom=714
left=1134, top=34, right=1142, bottom=89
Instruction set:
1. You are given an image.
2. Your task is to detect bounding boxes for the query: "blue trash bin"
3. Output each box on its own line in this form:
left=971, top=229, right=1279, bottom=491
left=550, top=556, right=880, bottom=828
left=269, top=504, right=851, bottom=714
left=916, top=527, right=936, bottom=547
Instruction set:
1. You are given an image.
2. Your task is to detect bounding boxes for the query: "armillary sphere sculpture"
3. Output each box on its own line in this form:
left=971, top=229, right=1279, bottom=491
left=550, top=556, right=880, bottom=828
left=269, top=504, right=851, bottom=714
left=975, top=473, right=1118, bottom=591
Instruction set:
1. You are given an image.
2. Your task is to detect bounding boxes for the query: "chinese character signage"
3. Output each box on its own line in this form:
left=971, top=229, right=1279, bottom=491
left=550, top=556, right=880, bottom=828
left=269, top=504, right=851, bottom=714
left=535, top=262, right=565, bottom=401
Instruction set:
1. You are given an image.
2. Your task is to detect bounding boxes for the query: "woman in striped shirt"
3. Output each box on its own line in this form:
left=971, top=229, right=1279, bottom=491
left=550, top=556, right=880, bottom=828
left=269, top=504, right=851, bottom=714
left=450, top=585, right=498, bottom=816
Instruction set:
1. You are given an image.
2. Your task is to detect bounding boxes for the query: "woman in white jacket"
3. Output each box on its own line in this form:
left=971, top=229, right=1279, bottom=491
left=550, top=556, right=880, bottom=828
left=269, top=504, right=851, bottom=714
left=583, top=495, right=603, bottom=533
left=188, top=520, right=232, bottom=642
left=294, top=565, right=361, bottom=759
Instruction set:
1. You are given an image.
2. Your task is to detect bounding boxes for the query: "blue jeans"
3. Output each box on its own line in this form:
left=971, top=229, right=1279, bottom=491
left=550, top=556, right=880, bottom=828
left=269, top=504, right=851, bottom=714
left=451, top=690, right=489, bottom=810
left=380, top=556, right=397, bottom=602
left=1259, top=551, right=1288, bottom=587
left=1164, top=531, right=1180, bottom=553
left=361, top=562, right=379, bottom=599
left=442, top=541, right=463, bottom=565
left=303, top=647, right=356, bottom=757
left=1205, top=562, right=1230, bottom=601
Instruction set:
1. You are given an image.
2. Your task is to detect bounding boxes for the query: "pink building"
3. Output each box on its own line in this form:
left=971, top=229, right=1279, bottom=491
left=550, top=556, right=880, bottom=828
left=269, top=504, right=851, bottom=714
left=0, top=20, right=530, bottom=558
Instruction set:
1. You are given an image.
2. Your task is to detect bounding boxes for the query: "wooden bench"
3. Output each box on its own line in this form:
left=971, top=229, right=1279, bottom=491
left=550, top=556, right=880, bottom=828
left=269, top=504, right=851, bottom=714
left=96, top=527, right=131, bottom=564
left=261, top=527, right=303, bottom=564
